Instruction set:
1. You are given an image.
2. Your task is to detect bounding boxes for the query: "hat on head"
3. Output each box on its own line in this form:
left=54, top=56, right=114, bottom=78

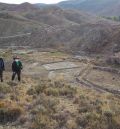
left=13, top=56, right=20, bottom=59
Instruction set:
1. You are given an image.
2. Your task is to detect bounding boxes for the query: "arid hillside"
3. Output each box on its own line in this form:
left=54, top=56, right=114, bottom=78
left=0, top=2, right=120, bottom=129
left=0, top=3, right=120, bottom=55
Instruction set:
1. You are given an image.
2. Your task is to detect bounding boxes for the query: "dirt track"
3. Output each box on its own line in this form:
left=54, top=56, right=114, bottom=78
left=21, top=51, right=120, bottom=96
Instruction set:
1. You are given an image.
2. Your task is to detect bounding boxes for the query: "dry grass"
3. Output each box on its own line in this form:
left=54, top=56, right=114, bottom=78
left=27, top=80, right=77, bottom=97
left=26, top=79, right=120, bottom=129
left=0, top=83, right=12, bottom=94
left=0, top=100, right=23, bottom=124
left=0, top=50, right=120, bottom=129
left=0, top=74, right=120, bottom=129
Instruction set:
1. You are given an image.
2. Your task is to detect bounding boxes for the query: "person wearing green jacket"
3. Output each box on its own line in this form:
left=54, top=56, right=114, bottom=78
left=12, top=56, right=23, bottom=81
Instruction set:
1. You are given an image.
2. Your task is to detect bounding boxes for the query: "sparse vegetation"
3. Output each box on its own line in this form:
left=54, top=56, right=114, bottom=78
left=0, top=50, right=120, bottom=129
left=28, top=80, right=77, bottom=97
left=0, top=2, right=120, bottom=54
left=0, top=1, right=120, bottom=129
left=0, top=101, right=22, bottom=124
left=0, top=83, right=12, bottom=94
left=26, top=79, right=120, bottom=129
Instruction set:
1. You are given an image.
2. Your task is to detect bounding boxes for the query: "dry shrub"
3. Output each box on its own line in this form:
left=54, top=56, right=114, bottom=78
left=26, top=79, right=120, bottom=129
left=53, top=110, right=71, bottom=128
left=27, top=88, right=36, bottom=96
left=76, top=115, right=88, bottom=128
left=32, top=113, right=57, bottom=129
left=0, top=83, right=12, bottom=94
left=0, top=101, right=22, bottom=124
left=7, top=81, right=18, bottom=87
left=76, top=113, right=107, bottom=129
left=35, top=84, right=46, bottom=95
left=66, top=119, right=77, bottom=129
left=44, top=88, right=59, bottom=96
left=75, top=92, right=120, bottom=129
left=44, top=86, right=76, bottom=97
left=0, top=107, right=22, bottom=123
left=30, top=95, right=59, bottom=129
left=27, top=80, right=76, bottom=98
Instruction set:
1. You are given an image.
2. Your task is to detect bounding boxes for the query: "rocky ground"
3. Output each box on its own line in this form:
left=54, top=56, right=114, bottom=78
left=0, top=48, right=120, bottom=129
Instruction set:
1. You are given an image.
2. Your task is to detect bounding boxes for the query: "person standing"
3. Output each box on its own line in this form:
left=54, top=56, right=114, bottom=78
left=0, top=58, right=5, bottom=82
left=12, top=56, right=23, bottom=82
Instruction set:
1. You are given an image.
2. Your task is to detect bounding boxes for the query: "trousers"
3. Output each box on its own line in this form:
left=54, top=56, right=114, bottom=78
left=0, top=70, right=3, bottom=82
left=12, top=71, right=21, bottom=81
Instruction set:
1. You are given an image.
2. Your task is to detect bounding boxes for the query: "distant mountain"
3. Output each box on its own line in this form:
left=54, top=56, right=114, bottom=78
left=10, top=2, right=39, bottom=12
left=58, top=0, right=120, bottom=16
left=35, top=3, right=50, bottom=8
left=58, top=0, right=86, bottom=8
left=0, top=3, right=120, bottom=55
left=0, top=2, right=16, bottom=11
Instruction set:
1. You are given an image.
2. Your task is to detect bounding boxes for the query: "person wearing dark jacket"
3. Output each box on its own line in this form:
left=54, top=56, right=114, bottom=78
left=12, top=56, right=23, bottom=81
left=0, top=58, right=5, bottom=82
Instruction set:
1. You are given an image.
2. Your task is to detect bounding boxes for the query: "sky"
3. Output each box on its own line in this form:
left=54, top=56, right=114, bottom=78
left=0, top=0, right=66, bottom=4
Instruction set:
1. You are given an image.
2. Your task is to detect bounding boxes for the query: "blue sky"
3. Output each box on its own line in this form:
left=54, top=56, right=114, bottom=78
left=0, top=0, right=66, bottom=4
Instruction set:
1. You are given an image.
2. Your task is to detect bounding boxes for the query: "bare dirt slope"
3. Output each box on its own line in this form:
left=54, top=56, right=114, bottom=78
left=0, top=3, right=120, bottom=55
